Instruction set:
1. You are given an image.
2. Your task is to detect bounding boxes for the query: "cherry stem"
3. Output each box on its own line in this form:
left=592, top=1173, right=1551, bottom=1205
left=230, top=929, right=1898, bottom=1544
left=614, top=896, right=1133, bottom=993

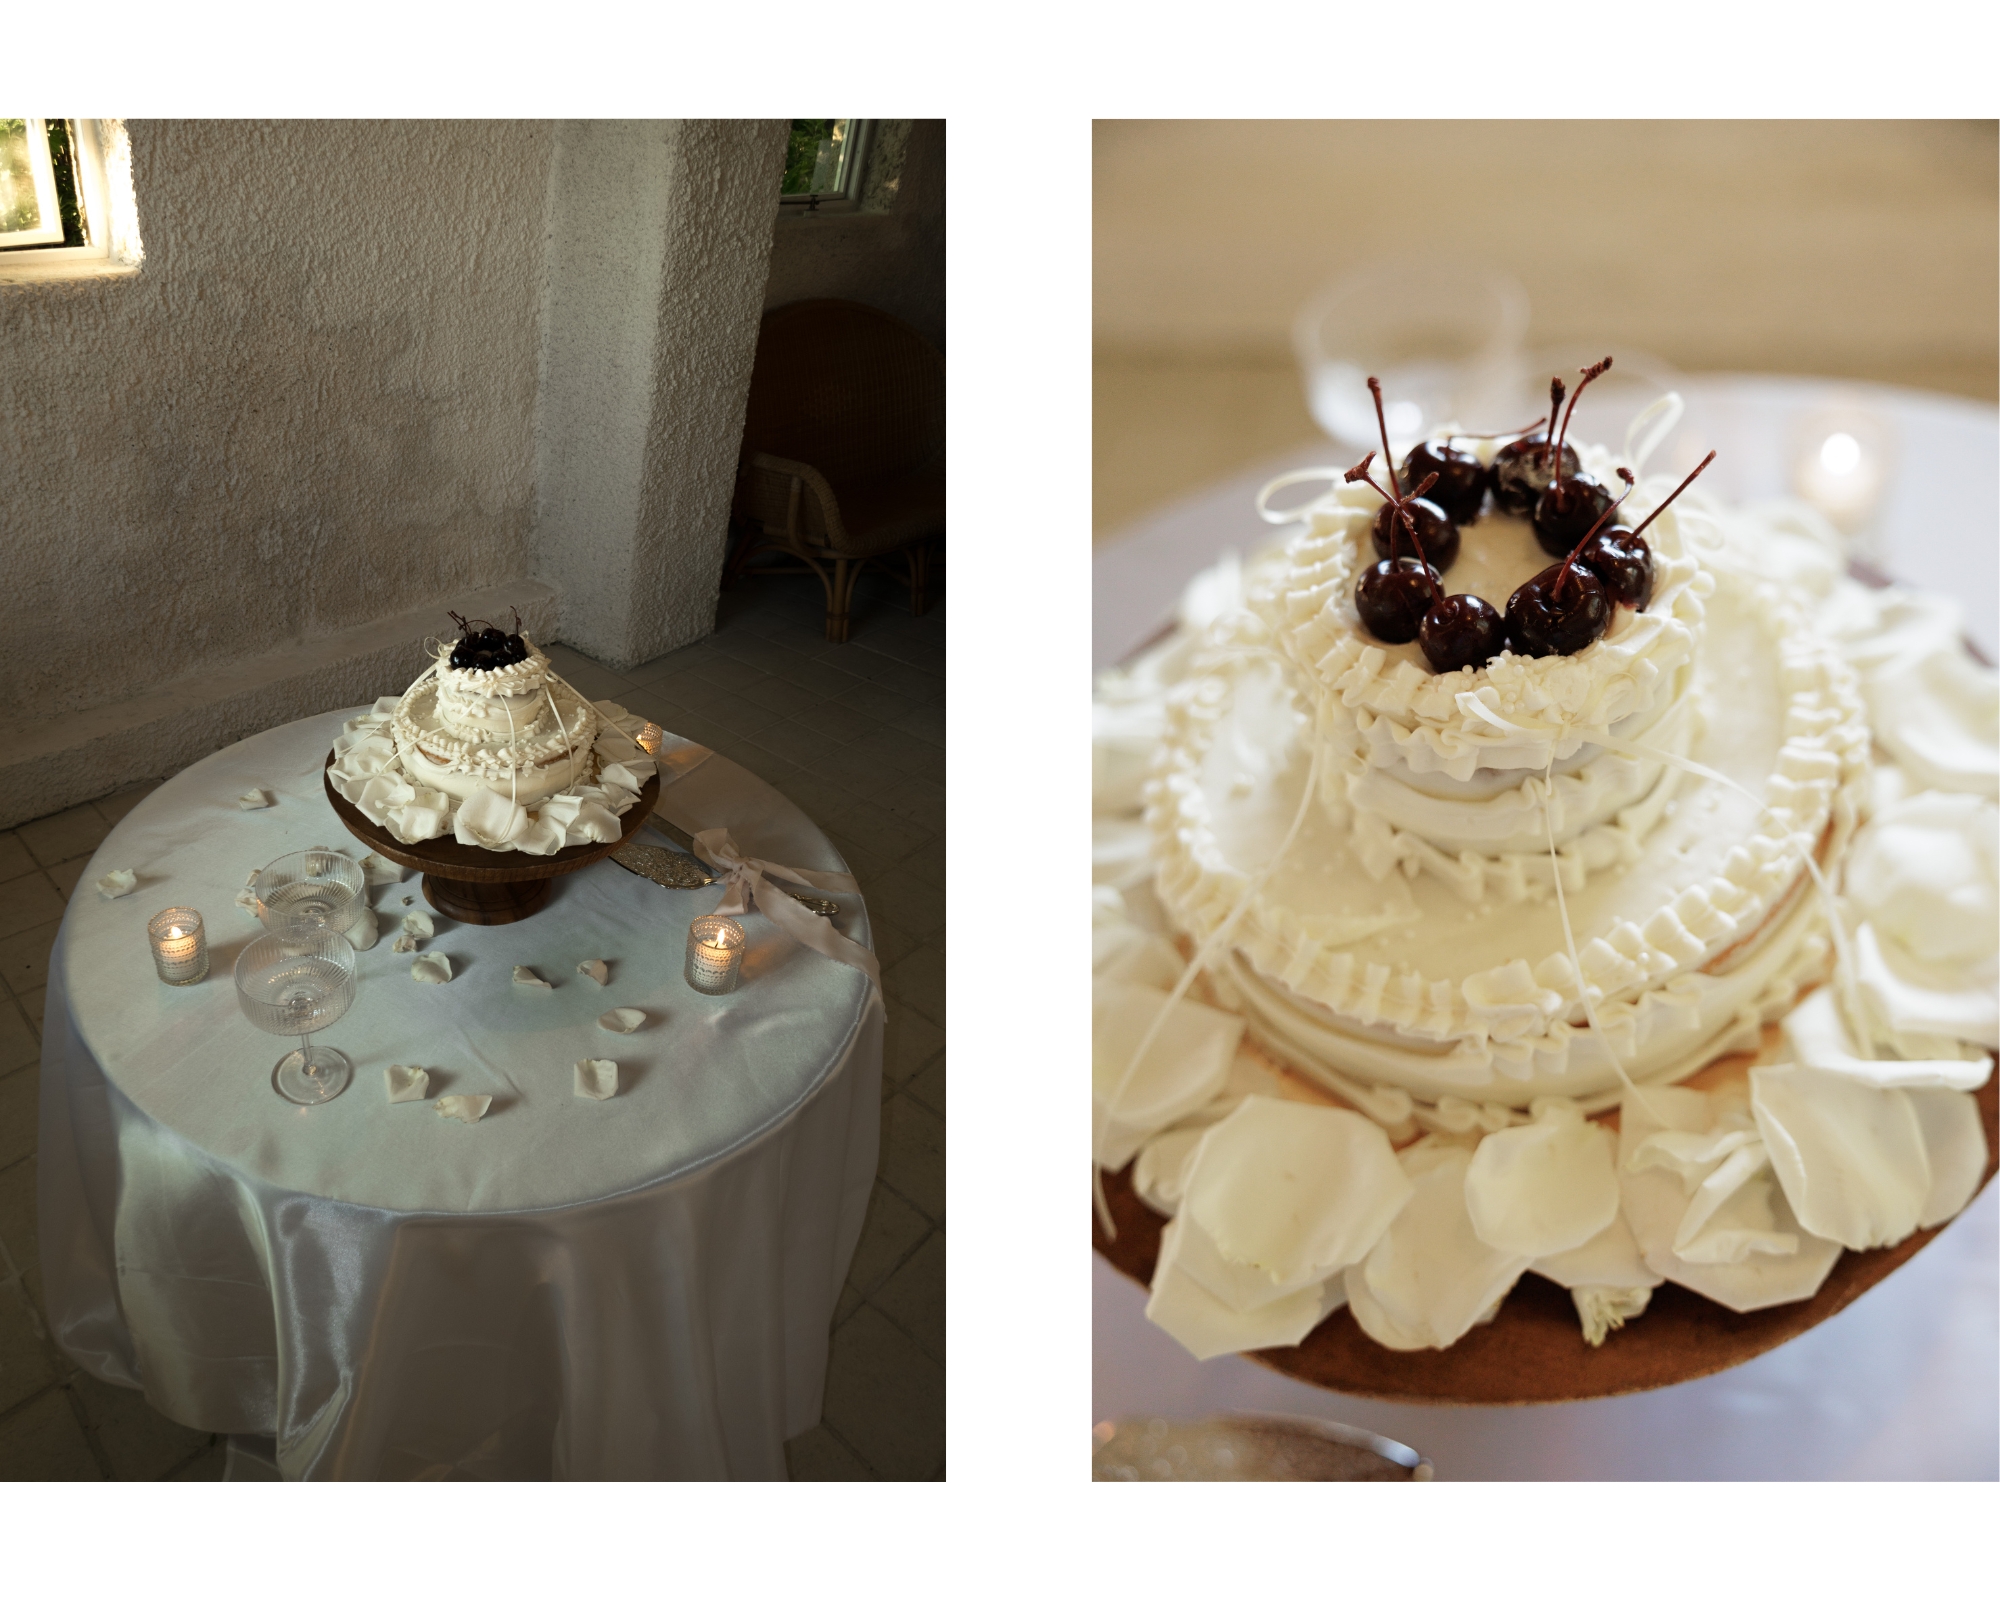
left=1625, top=450, right=1718, bottom=541
left=1550, top=357, right=1611, bottom=493
left=1538, top=378, right=1565, bottom=471
left=1367, top=376, right=1400, bottom=495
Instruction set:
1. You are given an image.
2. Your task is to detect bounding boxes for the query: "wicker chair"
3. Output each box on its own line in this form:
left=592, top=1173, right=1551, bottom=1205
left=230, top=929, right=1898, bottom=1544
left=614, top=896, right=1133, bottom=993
left=728, top=299, right=944, bottom=642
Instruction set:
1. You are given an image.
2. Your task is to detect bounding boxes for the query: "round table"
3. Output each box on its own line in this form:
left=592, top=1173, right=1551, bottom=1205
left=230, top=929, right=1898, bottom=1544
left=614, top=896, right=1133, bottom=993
left=36, top=708, right=881, bottom=1480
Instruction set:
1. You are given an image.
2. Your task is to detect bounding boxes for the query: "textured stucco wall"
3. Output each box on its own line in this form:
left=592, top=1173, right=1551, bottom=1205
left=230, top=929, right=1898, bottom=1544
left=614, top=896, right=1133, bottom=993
left=1, top=122, right=552, bottom=715
left=0, top=119, right=788, bottom=827
left=762, top=119, right=945, bottom=350
left=537, top=119, right=786, bottom=669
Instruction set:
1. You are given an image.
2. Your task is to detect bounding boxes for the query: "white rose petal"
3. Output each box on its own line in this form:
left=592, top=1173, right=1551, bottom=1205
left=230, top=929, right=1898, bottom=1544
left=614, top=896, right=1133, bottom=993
left=597, top=1007, right=645, bottom=1034
left=410, top=953, right=453, bottom=984
left=95, top=869, right=137, bottom=899
left=236, top=787, right=273, bottom=810
left=1750, top=1062, right=1932, bottom=1251
left=1091, top=979, right=1240, bottom=1170
left=1464, top=1100, right=1621, bottom=1258
left=577, top=959, right=610, bottom=986
left=435, top=1094, right=490, bottom=1124
left=573, top=1059, right=618, bottom=1100
left=384, top=1065, right=429, bottom=1103
left=512, top=966, right=553, bottom=990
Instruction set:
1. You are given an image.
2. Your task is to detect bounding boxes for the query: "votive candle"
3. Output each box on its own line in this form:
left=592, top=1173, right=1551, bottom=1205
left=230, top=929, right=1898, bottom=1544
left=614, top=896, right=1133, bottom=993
left=684, top=915, right=745, bottom=994
left=148, top=907, right=209, bottom=986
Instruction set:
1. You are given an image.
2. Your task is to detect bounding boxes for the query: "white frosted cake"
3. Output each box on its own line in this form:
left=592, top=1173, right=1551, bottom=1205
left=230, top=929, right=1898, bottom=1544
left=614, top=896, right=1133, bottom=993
left=1094, top=395, right=1997, bottom=1358
left=327, top=615, right=661, bottom=857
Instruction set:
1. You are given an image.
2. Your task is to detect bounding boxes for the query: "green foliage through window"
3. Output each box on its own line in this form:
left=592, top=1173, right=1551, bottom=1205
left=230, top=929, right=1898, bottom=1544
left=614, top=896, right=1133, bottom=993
left=0, top=118, right=86, bottom=247
left=781, top=119, right=852, bottom=198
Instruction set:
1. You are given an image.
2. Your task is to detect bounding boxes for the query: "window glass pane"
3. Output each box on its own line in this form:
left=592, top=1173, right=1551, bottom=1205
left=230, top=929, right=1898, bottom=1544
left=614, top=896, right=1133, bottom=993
left=1, top=119, right=47, bottom=233
left=781, top=119, right=852, bottom=197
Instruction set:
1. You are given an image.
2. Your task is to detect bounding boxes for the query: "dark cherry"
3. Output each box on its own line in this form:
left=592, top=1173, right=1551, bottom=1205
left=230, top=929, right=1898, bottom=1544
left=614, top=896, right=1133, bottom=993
left=1492, top=431, right=1579, bottom=517
left=1403, top=439, right=1488, bottom=524
left=1505, top=562, right=1610, bottom=657
left=1578, top=530, right=1653, bottom=610
left=1532, top=471, right=1616, bottom=556
left=1355, top=557, right=1442, bottom=645
left=1371, top=495, right=1461, bottom=571
left=448, top=607, right=530, bottom=671
left=1419, top=592, right=1507, bottom=673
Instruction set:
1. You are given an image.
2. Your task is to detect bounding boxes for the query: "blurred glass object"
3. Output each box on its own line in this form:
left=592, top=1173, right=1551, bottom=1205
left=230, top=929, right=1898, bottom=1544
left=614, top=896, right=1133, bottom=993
left=1295, top=260, right=1529, bottom=453
left=1790, top=398, right=1895, bottom=551
left=1092, top=1413, right=1433, bottom=1481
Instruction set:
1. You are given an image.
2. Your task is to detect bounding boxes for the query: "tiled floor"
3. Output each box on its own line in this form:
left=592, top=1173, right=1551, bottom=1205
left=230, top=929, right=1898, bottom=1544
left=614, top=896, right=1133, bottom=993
left=0, top=565, right=944, bottom=1480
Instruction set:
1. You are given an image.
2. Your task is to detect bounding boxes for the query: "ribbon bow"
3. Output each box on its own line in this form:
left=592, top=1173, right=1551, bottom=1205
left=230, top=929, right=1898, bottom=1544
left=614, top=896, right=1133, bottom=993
left=691, top=828, right=882, bottom=995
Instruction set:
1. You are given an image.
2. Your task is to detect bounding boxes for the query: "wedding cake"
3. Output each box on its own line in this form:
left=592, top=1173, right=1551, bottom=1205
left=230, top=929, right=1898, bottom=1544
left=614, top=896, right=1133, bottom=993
left=1094, top=379, right=1997, bottom=1358
left=327, top=613, right=660, bottom=856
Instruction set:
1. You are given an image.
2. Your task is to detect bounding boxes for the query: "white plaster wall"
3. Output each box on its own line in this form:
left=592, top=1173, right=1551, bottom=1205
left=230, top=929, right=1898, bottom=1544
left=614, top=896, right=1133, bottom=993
left=537, top=120, right=786, bottom=670
left=762, top=119, right=945, bottom=350
left=0, top=119, right=788, bottom=827
left=0, top=122, right=552, bottom=716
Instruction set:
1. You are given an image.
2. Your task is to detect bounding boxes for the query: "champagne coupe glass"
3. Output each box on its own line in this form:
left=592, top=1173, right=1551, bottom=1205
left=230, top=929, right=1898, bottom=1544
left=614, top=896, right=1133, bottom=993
left=1294, top=259, right=1530, bottom=454
left=236, top=931, right=358, bottom=1105
left=254, top=849, right=366, bottom=939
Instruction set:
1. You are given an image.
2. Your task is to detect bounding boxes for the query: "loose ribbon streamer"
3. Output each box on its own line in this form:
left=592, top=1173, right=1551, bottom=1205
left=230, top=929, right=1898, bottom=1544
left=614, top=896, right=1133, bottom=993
left=690, top=828, right=881, bottom=998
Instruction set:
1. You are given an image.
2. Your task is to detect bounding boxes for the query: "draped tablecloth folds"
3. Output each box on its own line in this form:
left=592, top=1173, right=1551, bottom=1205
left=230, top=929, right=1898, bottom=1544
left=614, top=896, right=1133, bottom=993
left=36, top=708, right=882, bottom=1480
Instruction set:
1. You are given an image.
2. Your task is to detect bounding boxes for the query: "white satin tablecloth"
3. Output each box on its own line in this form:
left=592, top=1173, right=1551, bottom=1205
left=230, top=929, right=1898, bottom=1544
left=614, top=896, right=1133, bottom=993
left=38, top=709, right=880, bottom=1480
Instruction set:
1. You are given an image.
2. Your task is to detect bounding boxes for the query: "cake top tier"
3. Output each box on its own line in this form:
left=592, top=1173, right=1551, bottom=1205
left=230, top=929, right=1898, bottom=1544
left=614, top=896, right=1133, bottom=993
left=433, top=636, right=553, bottom=701
left=1259, top=439, right=1713, bottom=780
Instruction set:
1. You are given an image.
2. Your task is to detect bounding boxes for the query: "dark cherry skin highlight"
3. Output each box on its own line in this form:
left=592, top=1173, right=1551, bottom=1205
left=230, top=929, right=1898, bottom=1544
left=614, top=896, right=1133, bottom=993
left=1371, top=496, right=1461, bottom=570
left=1580, top=450, right=1718, bottom=611
left=1493, top=379, right=1578, bottom=516
left=448, top=608, right=529, bottom=671
left=1403, top=438, right=1489, bottom=524
left=1357, top=557, right=1443, bottom=644
left=1505, top=562, right=1610, bottom=657
left=1419, top=591, right=1507, bottom=673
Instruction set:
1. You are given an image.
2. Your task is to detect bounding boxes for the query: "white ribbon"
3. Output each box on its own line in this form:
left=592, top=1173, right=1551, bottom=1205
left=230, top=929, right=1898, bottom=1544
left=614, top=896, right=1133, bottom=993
left=691, top=828, right=881, bottom=995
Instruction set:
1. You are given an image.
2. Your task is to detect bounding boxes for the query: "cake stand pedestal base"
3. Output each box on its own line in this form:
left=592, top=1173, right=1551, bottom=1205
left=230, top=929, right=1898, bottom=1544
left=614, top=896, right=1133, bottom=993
left=420, top=873, right=554, bottom=926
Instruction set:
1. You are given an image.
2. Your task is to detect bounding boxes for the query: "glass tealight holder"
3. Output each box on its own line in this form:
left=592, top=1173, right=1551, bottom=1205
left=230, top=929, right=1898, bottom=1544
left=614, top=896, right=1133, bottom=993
left=148, top=907, right=209, bottom=986
left=685, top=915, right=746, bottom=994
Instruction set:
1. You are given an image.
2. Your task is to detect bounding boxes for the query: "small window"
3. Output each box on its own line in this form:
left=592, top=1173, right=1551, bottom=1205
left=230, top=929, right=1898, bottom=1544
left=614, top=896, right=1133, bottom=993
left=1, top=118, right=79, bottom=248
left=0, top=118, right=142, bottom=281
left=779, top=119, right=871, bottom=215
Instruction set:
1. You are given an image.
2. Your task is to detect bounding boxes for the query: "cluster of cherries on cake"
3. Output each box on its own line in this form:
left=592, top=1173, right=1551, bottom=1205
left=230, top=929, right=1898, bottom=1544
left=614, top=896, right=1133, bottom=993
left=1352, top=359, right=1715, bottom=673
left=447, top=608, right=532, bottom=672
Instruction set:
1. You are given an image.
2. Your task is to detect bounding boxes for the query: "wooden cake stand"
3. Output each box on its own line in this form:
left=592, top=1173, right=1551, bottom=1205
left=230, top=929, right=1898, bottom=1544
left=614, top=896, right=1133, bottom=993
left=323, top=754, right=662, bottom=925
left=1095, top=1055, right=1998, bottom=1405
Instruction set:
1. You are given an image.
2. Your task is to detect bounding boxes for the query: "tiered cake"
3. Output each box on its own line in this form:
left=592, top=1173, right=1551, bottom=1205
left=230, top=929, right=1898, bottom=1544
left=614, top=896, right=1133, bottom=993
left=1094, top=396, right=1996, bottom=1358
left=327, top=614, right=658, bottom=857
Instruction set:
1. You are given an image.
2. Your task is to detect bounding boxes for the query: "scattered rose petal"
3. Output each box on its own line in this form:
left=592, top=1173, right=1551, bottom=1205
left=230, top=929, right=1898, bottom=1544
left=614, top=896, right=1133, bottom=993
left=237, top=787, right=273, bottom=810
left=392, top=934, right=418, bottom=953
left=235, top=887, right=261, bottom=918
left=1618, top=1083, right=1841, bottom=1313
left=402, top=896, right=414, bottom=906
left=1092, top=979, right=1240, bottom=1169
left=1144, top=1217, right=1347, bottom=1361
left=402, top=911, right=435, bottom=939
left=410, top=952, right=453, bottom=984
left=435, top=1094, right=490, bottom=1124
left=343, top=906, right=380, bottom=951
left=1180, top=1097, right=1413, bottom=1311
left=598, top=1007, right=644, bottom=1034
left=577, top=959, right=610, bottom=986
left=1463, top=1100, right=1620, bottom=1258
left=1750, top=1062, right=1931, bottom=1250
left=513, top=966, right=553, bottom=989
left=95, top=869, right=137, bottom=900
left=1352, top=1142, right=1528, bottom=1351
left=573, top=1059, right=618, bottom=1100
left=360, top=853, right=405, bottom=887
left=384, top=1065, right=429, bottom=1103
